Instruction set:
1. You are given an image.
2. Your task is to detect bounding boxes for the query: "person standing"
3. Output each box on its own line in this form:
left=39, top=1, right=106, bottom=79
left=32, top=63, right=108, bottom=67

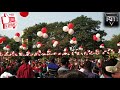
left=58, top=57, right=70, bottom=76
left=17, top=56, right=34, bottom=78
left=47, top=57, right=59, bottom=78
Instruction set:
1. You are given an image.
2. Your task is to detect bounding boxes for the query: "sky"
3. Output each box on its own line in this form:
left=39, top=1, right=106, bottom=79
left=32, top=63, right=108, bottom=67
left=0, top=12, right=120, bottom=40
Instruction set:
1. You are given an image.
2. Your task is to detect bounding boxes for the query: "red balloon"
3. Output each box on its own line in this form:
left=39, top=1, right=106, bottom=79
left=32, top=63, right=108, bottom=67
left=79, top=46, right=83, bottom=48
left=101, top=44, right=104, bottom=46
left=20, top=12, right=29, bottom=17
left=0, top=38, right=3, bottom=44
left=72, top=37, right=76, bottom=41
left=64, top=48, right=68, bottom=52
left=22, top=44, right=26, bottom=47
left=52, top=40, right=56, bottom=44
left=15, top=33, right=20, bottom=37
left=1, top=37, right=6, bottom=41
left=41, top=27, right=47, bottom=33
left=93, top=35, right=98, bottom=41
left=6, top=45, right=10, bottom=48
left=37, top=42, right=41, bottom=45
left=68, top=23, right=74, bottom=29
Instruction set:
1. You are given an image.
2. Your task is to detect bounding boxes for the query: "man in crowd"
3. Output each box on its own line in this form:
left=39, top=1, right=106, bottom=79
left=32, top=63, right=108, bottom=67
left=58, top=57, right=70, bottom=76
left=17, top=56, right=34, bottom=78
left=47, top=57, right=59, bottom=78
left=105, top=58, right=120, bottom=78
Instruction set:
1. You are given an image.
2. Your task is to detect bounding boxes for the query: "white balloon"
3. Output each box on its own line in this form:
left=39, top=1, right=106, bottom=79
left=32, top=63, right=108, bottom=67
left=53, top=43, right=57, bottom=47
left=47, top=50, right=51, bottom=53
left=37, top=31, right=43, bottom=37
left=96, top=33, right=100, bottom=38
left=3, top=47, right=7, bottom=50
left=37, top=44, right=41, bottom=48
left=43, top=33, right=48, bottom=38
left=63, top=26, right=69, bottom=32
left=73, top=41, right=77, bottom=44
left=6, top=48, right=10, bottom=51
left=70, top=40, right=74, bottom=44
left=117, top=43, right=120, bottom=46
left=15, top=38, right=20, bottom=42
left=32, top=45, right=36, bottom=48
left=23, top=47, right=27, bottom=50
left=68, top=29, right=74, bottom=35
left=79, top=47, right=83, bottom=50
left=19, top=46, right=23, bottom=49
left=14, top=36, right=20, bottom=42
left=13, top=36, right=18, bottom=40
left=54, top=41, right=58, bottom=45
left=64, top=48, right=68, bottom=52
left=100, top=45, right=104, bottom=48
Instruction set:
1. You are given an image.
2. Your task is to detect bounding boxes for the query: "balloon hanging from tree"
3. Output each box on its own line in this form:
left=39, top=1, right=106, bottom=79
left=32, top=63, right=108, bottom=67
left=100, top=44, right=104, bottom=48
left=70, top=37, right=77, bottom=44
left=37, top=27, right=48, bottom=38
left=117, top=42, right=120, bottom=46
left=19, top=44, right=27, bottom=50
left=93, top=33, right=101, bottom=42
left=79, top=46, right=83, bottom=50
left=3, top=45, right=10, bottom=51
left=36, top=42, right=42, bottom=48
left=13, top=32, right=21, bottom=42
left=0, top=37, right=6, bottom=44
left=63, top=23, right=75, bottom=35
left=52, top=40, right=59, bottom=47
left=64, top=48, right=68, bottom=52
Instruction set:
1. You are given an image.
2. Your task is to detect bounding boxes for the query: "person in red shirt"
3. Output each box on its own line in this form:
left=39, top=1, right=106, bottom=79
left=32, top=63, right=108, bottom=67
left=0, top=65, right=4, bottom=75
left=17, top=57, right=34, bottom=78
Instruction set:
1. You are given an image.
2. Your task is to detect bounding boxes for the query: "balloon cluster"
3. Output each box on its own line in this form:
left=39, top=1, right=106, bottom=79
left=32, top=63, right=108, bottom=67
left=117, top=42, right=120, bottom=46
left=37, top=27, right=48, bottom=38
left=47, top=49, right=51, bottom=53
left=0, top=37, right=6, bottom=44
left=70, top=37, right=77, bottom=44
left=63, top=23, right=74, bottom=35
left=36, top=42, right=42, bottom=48
left=79, top=46, right=83, bottom=50
left=52, top=40, right=59, bottom=47
left=13, top=33, right=21, bottom=42
left=20, top=44, right=27, bottom=50
left=100, top=44, right=104, bottom=48
left=93, top=33, right=100, bottom=42
left=3, top=45, right=10, bottom=51
left=64, top=48, right=68, bottom=52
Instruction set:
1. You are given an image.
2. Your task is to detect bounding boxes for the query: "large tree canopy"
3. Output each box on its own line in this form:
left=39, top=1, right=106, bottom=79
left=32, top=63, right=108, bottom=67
left=21, top=15, right=107, bottom=52
left=104, top=34, right=120, bottom=52
left=0, top=15, right=107, bottom=53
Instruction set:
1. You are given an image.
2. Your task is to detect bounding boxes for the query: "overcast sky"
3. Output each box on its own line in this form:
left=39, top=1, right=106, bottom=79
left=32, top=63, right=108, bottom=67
left=0, top=12, right=120, bottom=40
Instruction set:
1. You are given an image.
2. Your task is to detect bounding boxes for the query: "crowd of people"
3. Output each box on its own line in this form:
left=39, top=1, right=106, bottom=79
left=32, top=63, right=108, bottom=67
left=0, top=53, right=120, bottom=78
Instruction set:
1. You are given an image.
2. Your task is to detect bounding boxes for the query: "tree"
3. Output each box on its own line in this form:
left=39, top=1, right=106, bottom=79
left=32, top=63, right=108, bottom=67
left=20, top=15, right=107, bottom=52
left=104, top=34, right=120, bottom=52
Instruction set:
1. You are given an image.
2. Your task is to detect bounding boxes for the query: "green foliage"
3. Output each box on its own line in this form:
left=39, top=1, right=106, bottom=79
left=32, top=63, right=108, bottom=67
left=0, top=15, right=107, bottom=53
left=104, top=34, right=120, bottom=52
left=21, top=15, right=106, bottom=52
